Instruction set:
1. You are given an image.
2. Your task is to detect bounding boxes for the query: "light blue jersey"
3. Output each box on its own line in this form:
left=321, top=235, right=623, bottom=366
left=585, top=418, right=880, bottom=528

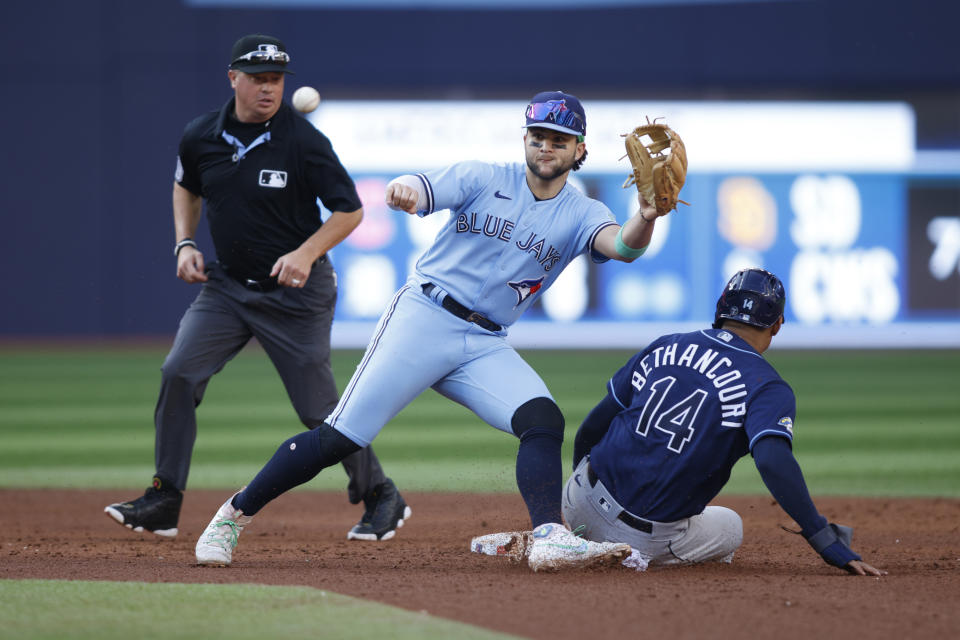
left=327, top=160, right=618, bottom=447
left=412, top=161, right=617, bottom=327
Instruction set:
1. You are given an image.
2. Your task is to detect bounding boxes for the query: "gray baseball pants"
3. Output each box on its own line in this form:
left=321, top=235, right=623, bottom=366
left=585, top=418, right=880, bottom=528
left=154, top=260, right=385, bottom=503
left=562, top=457, right=742, bottom=566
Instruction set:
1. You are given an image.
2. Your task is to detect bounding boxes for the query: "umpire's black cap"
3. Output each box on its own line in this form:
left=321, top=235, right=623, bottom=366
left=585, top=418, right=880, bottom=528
left=229, top=34, right=295, bottom=74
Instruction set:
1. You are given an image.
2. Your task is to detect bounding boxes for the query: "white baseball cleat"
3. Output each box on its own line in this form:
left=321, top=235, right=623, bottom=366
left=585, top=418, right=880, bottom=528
left=526, top=523, right=632, bottom=572
left=195, top=491, right=252, bottom=567
left=470, top=530, right=533, bottom=563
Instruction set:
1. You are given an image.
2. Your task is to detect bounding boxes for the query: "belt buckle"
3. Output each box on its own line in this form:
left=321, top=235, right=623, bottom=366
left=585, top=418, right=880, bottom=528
left=244, top=277, right=276, bottom=292
left=465, top=312, right=484, bottom=325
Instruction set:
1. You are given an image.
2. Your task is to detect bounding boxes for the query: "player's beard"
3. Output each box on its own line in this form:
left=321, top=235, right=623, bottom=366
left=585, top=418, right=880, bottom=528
left=526, top=152, right=577, bottom=181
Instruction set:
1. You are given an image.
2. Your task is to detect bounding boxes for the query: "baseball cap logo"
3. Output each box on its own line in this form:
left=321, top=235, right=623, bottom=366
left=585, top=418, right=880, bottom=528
left=259, top=170, right=288, bottom=188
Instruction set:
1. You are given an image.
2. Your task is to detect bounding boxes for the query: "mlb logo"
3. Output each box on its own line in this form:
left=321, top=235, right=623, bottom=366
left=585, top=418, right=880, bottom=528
left=597, top=497, right=612, bottom=512
left=259, top=170, right=287, bottom=188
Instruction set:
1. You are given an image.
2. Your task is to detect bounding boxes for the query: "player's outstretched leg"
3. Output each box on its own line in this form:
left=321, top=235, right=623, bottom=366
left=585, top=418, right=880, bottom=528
left=196, top=490, right=251, bottom=566
left=234, top=422, right=361, bottom=516
left=195, top=423, right=360, bottom=565
left=526, top=523, right=632, bottom=572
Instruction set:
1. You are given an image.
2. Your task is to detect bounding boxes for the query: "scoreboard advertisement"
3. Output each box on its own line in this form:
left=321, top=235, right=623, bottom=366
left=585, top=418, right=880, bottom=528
left=305, top=101, right=959, bottom=348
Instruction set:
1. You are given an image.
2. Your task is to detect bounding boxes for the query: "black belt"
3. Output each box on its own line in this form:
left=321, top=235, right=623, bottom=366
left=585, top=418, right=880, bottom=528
left=237, top=275, right=281, bottom=292
left=223, top=257, right=326, bottom=293
left=586, top=462, right=653, bottom=534
left=421, top=283, right=502, bottom=332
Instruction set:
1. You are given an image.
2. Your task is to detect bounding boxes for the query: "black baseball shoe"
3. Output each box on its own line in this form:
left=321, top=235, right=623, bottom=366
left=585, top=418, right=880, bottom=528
left=347, top=478, right=412, bottom=541
left=104, top=477, right=183, bottom=538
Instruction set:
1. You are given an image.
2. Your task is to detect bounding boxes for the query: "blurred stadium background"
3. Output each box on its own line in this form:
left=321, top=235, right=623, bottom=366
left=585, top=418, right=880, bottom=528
left=2, top=0, right=959, bottom=349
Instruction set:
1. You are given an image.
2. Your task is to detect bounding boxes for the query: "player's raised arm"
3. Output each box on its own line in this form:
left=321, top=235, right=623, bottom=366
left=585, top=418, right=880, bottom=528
left=385, top=175, right=427, bottom=215
left=593, top=194, right=660, bottom=263
left=594, top=118, right=688, bottom=263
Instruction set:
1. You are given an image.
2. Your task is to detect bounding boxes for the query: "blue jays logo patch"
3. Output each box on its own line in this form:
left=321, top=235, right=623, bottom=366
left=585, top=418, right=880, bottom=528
left=778, top=416, right=794, bottom=435
left=509, top=277, right=545, bottom=307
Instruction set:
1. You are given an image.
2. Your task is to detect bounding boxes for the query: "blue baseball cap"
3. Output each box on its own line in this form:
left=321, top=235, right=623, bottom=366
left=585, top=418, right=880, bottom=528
left=524, top=91, right=586, bottom=137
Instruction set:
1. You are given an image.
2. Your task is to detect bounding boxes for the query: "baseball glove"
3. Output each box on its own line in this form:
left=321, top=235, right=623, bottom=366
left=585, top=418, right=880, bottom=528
left=622, top=119, right=689, bottom=216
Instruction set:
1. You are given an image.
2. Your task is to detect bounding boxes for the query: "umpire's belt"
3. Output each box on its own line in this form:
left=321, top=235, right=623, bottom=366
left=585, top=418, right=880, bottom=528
left=223, top=257, right=326, bottom=293
left=421, top=283, right=502, bottom=332
left=587, top=461, right=654, bottom=534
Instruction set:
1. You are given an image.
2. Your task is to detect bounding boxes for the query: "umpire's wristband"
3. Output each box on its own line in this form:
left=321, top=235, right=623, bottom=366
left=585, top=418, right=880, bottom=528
left=174, top=238, right=198, bottom=257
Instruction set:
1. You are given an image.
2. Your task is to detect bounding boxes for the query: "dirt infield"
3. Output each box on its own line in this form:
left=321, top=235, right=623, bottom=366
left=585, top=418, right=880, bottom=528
left=2, top=489, right=958, bottom=639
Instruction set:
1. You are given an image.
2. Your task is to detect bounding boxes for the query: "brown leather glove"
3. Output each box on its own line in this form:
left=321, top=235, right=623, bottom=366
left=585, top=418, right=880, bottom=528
left=622, top=120, right=689, bottom=216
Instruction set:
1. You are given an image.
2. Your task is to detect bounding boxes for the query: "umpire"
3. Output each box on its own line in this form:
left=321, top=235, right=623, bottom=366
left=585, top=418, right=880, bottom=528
left=106, top=34, right=410, bottom=542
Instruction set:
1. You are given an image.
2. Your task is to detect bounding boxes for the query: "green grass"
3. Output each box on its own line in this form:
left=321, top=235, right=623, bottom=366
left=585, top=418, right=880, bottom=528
left=0, top=346, right=958, bottom=496
left=1, top=345, right=958, bottom=638
left=0, top=580, right=520, bottom=640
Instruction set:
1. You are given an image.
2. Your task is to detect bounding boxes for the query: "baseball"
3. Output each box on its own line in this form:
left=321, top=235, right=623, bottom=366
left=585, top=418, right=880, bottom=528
left=292, top=86, right=321, bottom=113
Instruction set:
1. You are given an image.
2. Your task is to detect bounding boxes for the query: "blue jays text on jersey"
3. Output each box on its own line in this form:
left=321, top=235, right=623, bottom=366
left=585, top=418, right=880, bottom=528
left=454, top=211, right=564, bottom=272
left=411, top=160, right=617, bottom=328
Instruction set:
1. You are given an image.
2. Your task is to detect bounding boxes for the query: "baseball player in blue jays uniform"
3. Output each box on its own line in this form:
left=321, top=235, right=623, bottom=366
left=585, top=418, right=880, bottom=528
left=562, top=268, right=885, bottom=575
left=194, top=91, right=665, bottom=569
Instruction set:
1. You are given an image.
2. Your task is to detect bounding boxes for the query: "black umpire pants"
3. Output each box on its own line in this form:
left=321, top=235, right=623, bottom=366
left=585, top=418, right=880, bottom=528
left=154, top=259, right=385, bottom=503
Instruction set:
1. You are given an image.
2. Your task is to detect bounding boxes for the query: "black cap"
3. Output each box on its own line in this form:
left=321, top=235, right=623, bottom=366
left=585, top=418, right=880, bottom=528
left=229, top=34, right=294, bottom=74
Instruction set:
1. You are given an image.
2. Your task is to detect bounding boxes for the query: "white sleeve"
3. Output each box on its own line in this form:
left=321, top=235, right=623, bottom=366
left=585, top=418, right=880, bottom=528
left=386, top=174, right=432, bottom=215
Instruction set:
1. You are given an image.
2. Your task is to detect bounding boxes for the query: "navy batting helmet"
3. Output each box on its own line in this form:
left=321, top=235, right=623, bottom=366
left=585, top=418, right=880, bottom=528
left=713, top=268, right=785, bottom=329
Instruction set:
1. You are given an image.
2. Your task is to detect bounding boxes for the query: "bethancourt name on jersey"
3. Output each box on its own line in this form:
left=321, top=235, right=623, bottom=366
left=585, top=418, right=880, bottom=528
left=631, top=332, right=753, bottom=429
left=455, top=212, right=563, bottom=271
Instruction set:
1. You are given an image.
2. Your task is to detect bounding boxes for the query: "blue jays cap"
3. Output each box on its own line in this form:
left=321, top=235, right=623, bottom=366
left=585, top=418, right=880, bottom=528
left=229, top=34, right=294, bottom=74
left=524, top=91, right=586, bottom=137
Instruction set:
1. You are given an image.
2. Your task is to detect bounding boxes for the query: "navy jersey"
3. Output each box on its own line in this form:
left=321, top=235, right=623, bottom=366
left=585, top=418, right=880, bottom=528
left=590, top=328, right=796, bottom=522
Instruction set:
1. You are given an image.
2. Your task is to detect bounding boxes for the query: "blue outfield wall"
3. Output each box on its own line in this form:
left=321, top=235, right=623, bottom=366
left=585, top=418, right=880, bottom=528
left=1, top=0, right=959, bottom=346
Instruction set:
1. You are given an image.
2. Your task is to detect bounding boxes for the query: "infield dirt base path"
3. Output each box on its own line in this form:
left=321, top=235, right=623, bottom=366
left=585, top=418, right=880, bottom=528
left=2, top=490, right=958, bottom=639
